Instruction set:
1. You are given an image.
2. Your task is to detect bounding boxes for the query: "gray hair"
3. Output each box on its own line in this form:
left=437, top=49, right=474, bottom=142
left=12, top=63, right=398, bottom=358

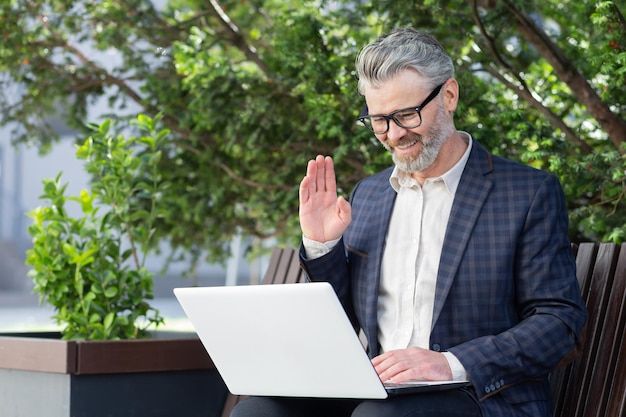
left=356, top=27, right=455, bottom=94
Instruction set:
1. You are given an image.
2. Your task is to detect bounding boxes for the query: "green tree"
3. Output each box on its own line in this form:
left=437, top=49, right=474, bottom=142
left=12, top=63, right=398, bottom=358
left=364, top=0, right=626, bottom=242
left=1, top=0, right=624, bottom=273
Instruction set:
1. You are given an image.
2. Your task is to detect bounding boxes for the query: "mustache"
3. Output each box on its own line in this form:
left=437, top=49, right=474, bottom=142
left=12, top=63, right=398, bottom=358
left=384, top=133, right=424, bottom=150
left=399, top=133, right=423, bottom=146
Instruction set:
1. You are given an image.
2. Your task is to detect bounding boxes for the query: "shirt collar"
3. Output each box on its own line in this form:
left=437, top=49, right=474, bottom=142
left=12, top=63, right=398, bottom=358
left=389, top=131, right=473, bottom=196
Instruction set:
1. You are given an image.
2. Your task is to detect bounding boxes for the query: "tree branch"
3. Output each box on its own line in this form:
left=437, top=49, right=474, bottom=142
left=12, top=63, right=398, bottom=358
left=501, top=0, right=626, bottom=152
left=483, top=66, right=592, bottom=152
left=61, top=41, right=145, bottom=104
left=470, top=1, right=592, bottom=153
left=34, top=11, right=146, bottom=107
left=216, top=161, right=292, bottom=191
left=610, top=2, right=626, bottom=34
left=206, top=0, right=270, bottom=73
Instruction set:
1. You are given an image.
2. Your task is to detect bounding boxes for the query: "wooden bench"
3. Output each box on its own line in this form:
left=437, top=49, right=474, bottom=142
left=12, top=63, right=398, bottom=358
left=220, top=243, right=626, bottom=417
left=551, top=242, right=626, bottom=417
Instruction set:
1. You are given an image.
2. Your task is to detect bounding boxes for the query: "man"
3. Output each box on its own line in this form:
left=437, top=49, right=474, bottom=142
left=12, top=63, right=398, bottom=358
left=233, top=27, right=586, bottom=417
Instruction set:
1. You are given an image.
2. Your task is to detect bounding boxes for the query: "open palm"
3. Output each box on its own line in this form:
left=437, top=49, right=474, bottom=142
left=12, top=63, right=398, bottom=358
left=299, top=155, right=352, bottom=243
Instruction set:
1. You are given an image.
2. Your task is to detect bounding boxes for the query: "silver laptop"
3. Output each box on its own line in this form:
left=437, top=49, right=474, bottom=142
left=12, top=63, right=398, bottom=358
left=173, top=282, right=467, bottom=399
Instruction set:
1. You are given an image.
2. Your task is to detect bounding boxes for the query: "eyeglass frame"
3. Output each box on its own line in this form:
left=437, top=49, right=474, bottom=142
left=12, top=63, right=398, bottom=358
left=357, top=82, right=445, bottom=135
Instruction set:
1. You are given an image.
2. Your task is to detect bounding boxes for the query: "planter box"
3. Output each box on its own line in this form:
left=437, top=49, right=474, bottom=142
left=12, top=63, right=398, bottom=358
left=0, top=332, right=228, bottom=417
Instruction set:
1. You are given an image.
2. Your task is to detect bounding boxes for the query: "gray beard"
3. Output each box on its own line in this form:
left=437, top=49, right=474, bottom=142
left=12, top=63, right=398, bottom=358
left=386, top=107, right=454, bottom=173
left=390, top=134, right=442, bottom=172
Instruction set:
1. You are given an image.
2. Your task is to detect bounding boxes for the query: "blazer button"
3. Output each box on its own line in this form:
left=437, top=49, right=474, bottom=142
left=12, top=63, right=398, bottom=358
left=490, top=384, right=496, bottom=391
left=485, top=386, right=491, bottom=394
left=495, top=381, right=501, bottom=389
left=432, top=343, right=441, bottom=352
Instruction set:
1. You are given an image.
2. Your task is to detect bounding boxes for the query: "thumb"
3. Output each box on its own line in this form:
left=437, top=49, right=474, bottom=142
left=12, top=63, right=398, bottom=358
left=337, top=196, right=352, bottom=225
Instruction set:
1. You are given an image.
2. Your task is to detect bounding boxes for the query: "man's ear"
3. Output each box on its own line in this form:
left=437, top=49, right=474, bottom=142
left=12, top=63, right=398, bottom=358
left=443, top=79, right=459, bottom=114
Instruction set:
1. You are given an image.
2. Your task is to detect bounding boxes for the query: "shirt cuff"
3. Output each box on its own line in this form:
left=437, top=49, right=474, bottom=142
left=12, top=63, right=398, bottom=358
left=442, top=351, right=469, bottom=381
left=302, top=236, right=341, bottom=260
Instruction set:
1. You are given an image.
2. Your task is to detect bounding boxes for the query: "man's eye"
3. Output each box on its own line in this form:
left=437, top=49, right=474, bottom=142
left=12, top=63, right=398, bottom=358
left=370, top=117, right=387, bottom=128
left=396, top=110, right=418, bottom=121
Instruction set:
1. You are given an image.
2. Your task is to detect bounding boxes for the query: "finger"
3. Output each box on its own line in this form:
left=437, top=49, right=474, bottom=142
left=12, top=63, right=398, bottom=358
left=377, top=361, right=407, bottom=382
left=379, top=357, right=426, bottom=383
left=372, top=352, right=396, bottom=377
left=324, top=156, right=336, bottom=194
left=306, top=157, right=318, bottom=193
left=372, top=349, right=420, bottom=382
left=299, top=175, right=310, bottom=206
left=371, top=352, right=389, bottom=367
left=315, top=155, right=326, bottom=193
left=387, top=368, right=422, bottom=383
left=337, top=196, right=352, bottom=225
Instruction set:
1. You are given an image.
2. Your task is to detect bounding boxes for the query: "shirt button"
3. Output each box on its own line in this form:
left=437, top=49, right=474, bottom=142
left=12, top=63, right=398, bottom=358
left=432, top=343, right=441, bottom=352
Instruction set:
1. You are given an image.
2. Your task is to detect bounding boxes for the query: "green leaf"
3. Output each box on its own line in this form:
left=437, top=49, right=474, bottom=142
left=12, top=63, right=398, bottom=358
left=104, top=287, right=118, bottom=298
left=103, top=313, right=115, bottom=332
left=99, top=119, right=111, bottom=135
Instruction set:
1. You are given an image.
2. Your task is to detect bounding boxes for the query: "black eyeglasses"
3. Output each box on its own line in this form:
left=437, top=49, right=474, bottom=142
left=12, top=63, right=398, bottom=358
left=358, top=83, right=445, bottom=134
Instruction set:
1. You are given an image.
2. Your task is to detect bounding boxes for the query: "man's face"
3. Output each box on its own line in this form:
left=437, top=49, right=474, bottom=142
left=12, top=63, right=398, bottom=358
left=364, top=70, right=455, bottom=173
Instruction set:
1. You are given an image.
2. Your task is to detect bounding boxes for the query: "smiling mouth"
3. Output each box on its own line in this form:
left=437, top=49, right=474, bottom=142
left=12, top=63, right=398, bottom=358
left=394, top=135, right=422, bottom=151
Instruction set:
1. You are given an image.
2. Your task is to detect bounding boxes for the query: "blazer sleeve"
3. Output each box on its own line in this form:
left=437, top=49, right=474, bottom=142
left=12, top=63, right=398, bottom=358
left=299, top=239, right=358, bottom=326
left=298, top=179, right=374, bottom=332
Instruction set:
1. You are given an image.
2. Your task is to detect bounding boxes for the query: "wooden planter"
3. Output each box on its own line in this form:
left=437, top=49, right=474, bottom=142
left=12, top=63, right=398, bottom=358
left=0, top=331, right=228, bottom=417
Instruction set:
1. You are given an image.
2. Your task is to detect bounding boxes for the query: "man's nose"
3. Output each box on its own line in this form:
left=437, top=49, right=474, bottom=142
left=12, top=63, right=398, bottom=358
left=385, top=119, right=408, bottom=142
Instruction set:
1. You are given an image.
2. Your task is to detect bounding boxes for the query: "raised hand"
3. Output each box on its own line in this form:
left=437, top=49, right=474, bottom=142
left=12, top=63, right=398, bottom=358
left=298, top=155, right=352, bottom=243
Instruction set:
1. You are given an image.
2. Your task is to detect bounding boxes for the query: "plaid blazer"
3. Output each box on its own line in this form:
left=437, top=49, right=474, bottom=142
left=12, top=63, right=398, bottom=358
left=300, top=139, right=587, bottom=417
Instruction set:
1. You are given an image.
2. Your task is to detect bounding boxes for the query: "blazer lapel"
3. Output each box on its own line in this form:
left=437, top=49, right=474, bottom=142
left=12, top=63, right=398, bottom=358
left=431, top=141, right=494, bottom=329
left=363, top=170, right=396, bottom=356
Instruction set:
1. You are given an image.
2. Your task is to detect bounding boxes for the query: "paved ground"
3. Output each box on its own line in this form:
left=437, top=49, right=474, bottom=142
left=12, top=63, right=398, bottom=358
left=0, top=291, right=195, bottom=333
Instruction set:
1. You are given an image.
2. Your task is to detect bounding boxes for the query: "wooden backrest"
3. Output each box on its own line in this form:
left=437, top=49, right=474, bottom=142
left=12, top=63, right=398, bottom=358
left=551, top=242, right=626, bottom=417
left=261, top=247, right=305, bottom=285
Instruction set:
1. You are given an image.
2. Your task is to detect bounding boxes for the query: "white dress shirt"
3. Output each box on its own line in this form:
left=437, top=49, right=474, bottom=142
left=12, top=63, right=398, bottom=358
left=303, top=132, right=473, bottom=381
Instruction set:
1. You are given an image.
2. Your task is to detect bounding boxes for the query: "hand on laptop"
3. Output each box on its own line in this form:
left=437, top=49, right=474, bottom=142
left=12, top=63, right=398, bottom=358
left=299, top=155, right=352, bottom=243
left=372, top=346, right=453, bottom=383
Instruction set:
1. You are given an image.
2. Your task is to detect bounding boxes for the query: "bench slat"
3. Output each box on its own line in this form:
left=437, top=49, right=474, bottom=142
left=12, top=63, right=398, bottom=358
left=553, top=243, right=623, bottom=417
left=584, top=243, right=626, bottom=417
left=572, top=243, right=621, bottom=417
left=261, top=247, right=303, bottom=285
left=551, top=242, right=599, bottom=416
left=603, top=244, right=626, bottom=417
